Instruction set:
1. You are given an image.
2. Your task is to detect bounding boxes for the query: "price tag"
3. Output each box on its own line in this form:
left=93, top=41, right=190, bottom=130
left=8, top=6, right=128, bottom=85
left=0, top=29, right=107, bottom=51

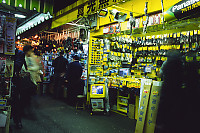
left=148, top=47, right=153, bottom=50
left=124, top=44, right=127, bottom=48
left=177, top=32, right=181, bottom=37
left=143, top=47, right=148, bottom=50
left=182, top=31, right=187, bottom=35
left=198, top=30, right=200, bottom=35
left=194, top=30, right=198, bottom=34
left=138, top=47, right=143, bottom=51
left=190, top=31, right=194, bottom=36
left=129, top=54, right=132, bottom=58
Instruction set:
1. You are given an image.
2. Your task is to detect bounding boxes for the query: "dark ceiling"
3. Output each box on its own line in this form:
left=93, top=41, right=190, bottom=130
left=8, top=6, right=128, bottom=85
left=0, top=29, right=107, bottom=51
left=0, top=0, right=78, bottom=28
left=0, top=3, right=39, bottom=28
left=53, top=0, right=78, bottom=13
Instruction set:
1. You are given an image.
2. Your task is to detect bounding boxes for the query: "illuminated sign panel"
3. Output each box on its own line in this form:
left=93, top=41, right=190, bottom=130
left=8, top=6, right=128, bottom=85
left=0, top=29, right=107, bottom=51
left=164, top=0, right=200, bottom=22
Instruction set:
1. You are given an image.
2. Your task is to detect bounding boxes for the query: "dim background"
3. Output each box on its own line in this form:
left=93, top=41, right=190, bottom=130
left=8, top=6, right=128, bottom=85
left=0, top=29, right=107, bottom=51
left=54, top=0, right=78, bottom=13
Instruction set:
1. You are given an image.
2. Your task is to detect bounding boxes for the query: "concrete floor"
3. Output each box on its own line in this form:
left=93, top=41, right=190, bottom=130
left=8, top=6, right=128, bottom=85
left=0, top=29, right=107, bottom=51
left=10, top=96, right=136, bottom=133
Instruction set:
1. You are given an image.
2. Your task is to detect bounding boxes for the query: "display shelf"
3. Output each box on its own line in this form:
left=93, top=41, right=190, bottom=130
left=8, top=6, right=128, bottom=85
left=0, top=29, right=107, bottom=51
left=118, top=102, right=128, bottom=106
left=118, top=96, right=129, bottom=99
left=117, top=90, right=130, bottom=115
left=118, top=108, right=127, bottom=113
left=111, top=110, right=127, bottom=116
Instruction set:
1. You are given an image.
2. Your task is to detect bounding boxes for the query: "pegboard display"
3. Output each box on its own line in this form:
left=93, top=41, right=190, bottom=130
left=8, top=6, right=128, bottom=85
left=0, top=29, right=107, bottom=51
left=89, top=39, right=103, bottom=64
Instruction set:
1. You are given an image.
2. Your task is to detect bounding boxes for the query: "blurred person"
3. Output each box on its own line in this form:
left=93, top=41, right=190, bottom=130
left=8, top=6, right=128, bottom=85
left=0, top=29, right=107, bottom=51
left=155, top=49, right=185, bottom=133
left=52, top=50, right=68, bottom=99
left=65, top=55, right=84, bottom=106
left=12, top=48, right=27, bottom=129
left=22, top=45, right=41, bottom=115
left=183, top=52, right=200, bottom=133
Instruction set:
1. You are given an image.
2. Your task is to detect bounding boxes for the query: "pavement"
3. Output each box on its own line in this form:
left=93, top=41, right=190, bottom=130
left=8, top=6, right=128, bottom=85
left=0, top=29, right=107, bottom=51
left=10, top=95, right=136, bottom=133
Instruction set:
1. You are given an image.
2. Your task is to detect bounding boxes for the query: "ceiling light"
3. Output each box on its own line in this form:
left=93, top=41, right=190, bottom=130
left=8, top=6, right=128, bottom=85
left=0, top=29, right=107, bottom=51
left=15, top=14, right=26, bottom=18
left=19, top=4, right=22, bottom=7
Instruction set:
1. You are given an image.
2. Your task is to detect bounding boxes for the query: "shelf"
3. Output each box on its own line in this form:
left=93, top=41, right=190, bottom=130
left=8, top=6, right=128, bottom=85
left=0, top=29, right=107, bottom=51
left=118, top=102, right=128, bottom=106
left=118, top=96, right=129, bottom=99
left=117, top=108, right=127, bottom=113
left=111, top=110, right=127, bottom=116
left=93, top=17, right=200, bottom=38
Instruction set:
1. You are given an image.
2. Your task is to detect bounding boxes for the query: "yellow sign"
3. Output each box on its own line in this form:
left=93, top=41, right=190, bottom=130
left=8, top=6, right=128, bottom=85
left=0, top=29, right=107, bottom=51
left=135, top=84, right=152, bottom=133
left=144, top=81, right=162, bottom=133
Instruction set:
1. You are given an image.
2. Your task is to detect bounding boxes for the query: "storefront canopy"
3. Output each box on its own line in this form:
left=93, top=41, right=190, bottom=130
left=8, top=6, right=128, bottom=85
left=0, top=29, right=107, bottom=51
left=16, top=12, right=52, bottom=36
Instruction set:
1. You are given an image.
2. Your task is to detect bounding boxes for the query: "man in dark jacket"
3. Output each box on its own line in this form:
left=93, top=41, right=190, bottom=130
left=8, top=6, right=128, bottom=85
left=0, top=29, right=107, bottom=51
left=52, top=51, right=68, bottom=99
left=12, top=48, right=27, bottom=129
left=65, top=55, right=84, bottom=106
left=155, top=50, right=185, bottom=133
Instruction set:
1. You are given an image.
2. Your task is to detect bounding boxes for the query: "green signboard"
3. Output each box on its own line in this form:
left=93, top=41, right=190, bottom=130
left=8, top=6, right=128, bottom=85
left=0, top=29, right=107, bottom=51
left=164, top=0, right=200, bottom=22
left=0, top=0, right=53, bottom=15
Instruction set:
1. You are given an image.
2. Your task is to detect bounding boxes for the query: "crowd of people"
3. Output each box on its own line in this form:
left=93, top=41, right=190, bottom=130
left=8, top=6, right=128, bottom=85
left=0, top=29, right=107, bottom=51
left=12, top=45, right=84, bottom=129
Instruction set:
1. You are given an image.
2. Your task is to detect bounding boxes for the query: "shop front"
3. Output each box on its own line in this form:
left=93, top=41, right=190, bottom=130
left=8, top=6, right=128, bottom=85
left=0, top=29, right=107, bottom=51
left=0, top=0, right=54, bottom=132
left=52, top=0, right=200, bottom=132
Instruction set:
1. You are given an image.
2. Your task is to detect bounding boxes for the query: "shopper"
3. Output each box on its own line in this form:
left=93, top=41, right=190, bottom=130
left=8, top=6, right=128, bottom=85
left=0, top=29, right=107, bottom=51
left=155, top=49, right=185, bottom=133
left=22, top=45, right=41, bottom=115
left=65, top=55, right=84, bottom=106
left=12, top=48, right=27, bottom=129
left=183, top=52, right=200, bottom=133
left=52, top=50, right=68, bottom=99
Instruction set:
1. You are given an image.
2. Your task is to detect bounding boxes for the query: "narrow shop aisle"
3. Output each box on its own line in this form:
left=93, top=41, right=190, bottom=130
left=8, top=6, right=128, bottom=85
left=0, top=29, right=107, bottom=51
left=10, top=96, right=136, bottom=133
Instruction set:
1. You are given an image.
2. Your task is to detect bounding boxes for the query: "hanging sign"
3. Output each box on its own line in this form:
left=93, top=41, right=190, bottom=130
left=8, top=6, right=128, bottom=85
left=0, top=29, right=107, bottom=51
left=164, top=0, right=200, bottom=22
left=4, top=17, right=16, bottom=55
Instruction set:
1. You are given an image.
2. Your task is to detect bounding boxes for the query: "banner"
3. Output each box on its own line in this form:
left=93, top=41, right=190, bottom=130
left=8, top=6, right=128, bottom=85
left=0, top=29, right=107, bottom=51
left=4, top=17, right=16, bottom=55
left=164, top=0, right=200, bottom=22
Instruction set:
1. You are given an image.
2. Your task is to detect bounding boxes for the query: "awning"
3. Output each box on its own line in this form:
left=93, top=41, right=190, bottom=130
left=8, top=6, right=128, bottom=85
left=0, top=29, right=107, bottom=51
left=16, top=12, right=52, bottom=36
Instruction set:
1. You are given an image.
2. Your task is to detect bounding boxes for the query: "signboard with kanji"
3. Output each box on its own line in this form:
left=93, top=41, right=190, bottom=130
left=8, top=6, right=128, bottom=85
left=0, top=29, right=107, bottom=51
left=144, top=81, right=162, bottom=133
left=135, top=84, right=152, bottom=133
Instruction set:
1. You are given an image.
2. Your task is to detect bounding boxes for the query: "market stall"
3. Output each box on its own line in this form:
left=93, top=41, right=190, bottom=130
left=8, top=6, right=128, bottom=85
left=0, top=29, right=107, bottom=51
left=0, top=11, right=16, bottom=133
left=51, top=0, right=200, bottom=132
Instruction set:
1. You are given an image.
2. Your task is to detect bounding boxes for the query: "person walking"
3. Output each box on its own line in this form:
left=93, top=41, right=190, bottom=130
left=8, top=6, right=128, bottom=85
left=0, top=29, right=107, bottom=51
left=52, top=50, right=68, bottom=99
left=65, top=55, right=84, bottom=106
left=22, top=45, right=41, bottom=115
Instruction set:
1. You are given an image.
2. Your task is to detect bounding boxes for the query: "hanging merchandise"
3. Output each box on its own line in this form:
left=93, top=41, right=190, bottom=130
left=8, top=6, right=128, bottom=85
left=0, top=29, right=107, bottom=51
left=129, top=12, right=136, bottom=35
left=143, top=2, right=149, bottom=33
left=80, top=29, right=87, bottom=41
